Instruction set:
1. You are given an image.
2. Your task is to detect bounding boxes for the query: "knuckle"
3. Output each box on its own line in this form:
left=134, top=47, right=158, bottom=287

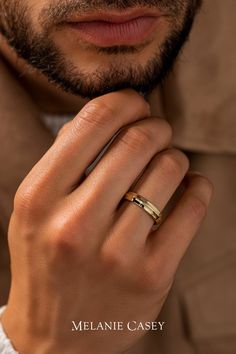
left=188, top=194, right=208, bottom=221
left=75, top=100, right=114, bottom=131
left=48, top=199, right=99, bottom=257
left=158, top=149, right=189, bottom=178
left=49, top=216, right=86, bottom=257
left=52, top=217, right=73, bottom=241
left=138, top=269, right=159, bottom=293
left=119, top=125, right=154, bottom=151
left=138, top=262, right=173, bottom=295
left=13, top=183, right=43, bottom=217
left=100, top=245, right=127, bottom=271
left=49, top=213, right=80, bottom=244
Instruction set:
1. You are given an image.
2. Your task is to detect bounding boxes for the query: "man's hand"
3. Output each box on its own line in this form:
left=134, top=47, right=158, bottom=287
left=2, top=89, right=213, bottom=354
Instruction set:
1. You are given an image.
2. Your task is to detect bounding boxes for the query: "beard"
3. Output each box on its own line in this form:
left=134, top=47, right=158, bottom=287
left=0, top=0, right=202, bottom=99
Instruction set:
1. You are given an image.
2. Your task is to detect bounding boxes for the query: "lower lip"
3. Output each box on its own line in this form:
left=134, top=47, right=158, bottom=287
left=67, top=16, right=161, bottom=47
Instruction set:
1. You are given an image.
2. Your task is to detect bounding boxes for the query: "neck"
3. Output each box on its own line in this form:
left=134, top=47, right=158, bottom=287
left=0, top=35, right=89, bottom=115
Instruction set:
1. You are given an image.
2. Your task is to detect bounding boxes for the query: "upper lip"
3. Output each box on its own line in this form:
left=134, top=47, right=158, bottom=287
left=66, top=9, right=162, bottom=24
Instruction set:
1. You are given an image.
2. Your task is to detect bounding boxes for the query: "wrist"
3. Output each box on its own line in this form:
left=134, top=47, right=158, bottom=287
left=1, top=307, right=50, bottom=354
left=1, top=308, right=119, bottom=354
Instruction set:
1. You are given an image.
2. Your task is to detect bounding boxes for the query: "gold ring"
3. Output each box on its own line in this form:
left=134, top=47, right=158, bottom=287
left=123, top=192, right=162, bottom=225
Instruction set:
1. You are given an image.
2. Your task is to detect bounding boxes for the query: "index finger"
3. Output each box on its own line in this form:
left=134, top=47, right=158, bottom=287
left=19, top=89, right=151, bottom=199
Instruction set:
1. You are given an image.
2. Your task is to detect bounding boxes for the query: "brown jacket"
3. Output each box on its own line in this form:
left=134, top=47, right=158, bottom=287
left=140, top=1, right=236, bottom=353
left=0, top=0, right=236, bottom=353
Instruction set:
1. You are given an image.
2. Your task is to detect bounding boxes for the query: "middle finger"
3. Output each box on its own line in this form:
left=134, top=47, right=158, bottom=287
left=70, top=117, right=172, bottom=216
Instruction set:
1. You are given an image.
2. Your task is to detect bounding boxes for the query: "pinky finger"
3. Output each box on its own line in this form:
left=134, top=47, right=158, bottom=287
left=148, top=173, right=214, bottom=279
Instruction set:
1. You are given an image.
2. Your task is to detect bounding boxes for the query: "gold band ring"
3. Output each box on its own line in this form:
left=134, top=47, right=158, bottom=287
left=123, top=192, right=162, bottom=225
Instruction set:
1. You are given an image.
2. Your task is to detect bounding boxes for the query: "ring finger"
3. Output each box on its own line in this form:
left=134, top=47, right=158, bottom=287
left=108, top=149, right=189, bottom=250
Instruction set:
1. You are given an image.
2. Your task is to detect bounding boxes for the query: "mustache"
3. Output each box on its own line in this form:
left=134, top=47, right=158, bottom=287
left=39, top=0, right=186, bottom=28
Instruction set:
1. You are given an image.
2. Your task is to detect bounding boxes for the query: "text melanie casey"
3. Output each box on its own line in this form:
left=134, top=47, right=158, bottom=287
left=72, top=321, right=165, bottom=332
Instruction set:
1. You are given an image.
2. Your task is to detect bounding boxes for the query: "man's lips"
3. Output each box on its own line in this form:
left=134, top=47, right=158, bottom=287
left=63, top=9, right=164, bottom=47
left=66, top=9, right=162, bottom=24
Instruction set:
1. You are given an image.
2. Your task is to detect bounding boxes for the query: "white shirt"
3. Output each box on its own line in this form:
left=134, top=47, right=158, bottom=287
left=0, top=306, right=18, bottom=354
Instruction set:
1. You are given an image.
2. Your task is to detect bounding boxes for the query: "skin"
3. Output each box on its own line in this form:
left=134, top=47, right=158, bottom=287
left=0, top=1, right=213, bottom=354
